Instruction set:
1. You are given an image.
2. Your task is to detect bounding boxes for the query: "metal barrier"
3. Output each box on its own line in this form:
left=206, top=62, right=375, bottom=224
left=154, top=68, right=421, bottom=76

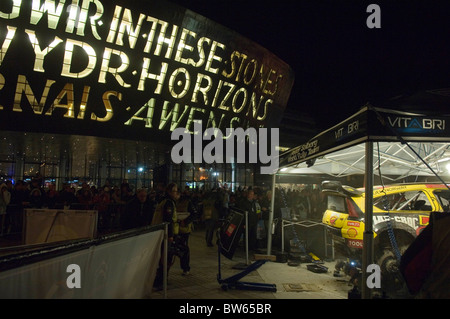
left=0, top=223, right=168, bottom=298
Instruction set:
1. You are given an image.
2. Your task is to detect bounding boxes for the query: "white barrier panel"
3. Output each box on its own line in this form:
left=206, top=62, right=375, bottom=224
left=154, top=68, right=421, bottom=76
left=0, top=229, right=164, bottom=299
left=23, top=209, right=98, bottom=245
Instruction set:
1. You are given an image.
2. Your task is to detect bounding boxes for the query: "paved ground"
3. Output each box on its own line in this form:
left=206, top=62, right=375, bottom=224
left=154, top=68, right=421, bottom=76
left=0, top=223, right=354, bottom=300
left=150, top=226, right=352, bottom=300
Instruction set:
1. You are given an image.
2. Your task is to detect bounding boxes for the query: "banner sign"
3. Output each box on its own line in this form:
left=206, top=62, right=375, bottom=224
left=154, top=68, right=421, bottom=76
left=279, top=108, right=368, bottom=168
left=373, top=108, right=450, bottom=140
left=278, top=106, right=450, bottom=169
left=0, top=0, right=294, bottom=143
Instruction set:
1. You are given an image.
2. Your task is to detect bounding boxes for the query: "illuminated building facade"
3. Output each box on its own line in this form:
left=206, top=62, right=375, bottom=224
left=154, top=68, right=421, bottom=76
left=0, top=0, right=294, bottom=191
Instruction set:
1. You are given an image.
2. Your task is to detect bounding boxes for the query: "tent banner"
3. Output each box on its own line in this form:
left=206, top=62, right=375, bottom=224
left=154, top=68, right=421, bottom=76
left=279, top=108, right=369, bottom=168
left=278, top=106, right=450, bottom=169
left=372, top=108, right=450, bottom=139
left=0, top=229, right=164, bottom=299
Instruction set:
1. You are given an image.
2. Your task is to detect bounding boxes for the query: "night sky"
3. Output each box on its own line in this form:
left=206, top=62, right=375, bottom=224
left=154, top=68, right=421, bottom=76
left=171, top=0, right=450, bottom=130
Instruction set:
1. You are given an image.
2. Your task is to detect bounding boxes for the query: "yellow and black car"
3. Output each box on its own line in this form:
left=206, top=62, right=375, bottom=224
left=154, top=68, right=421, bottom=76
left=321, top=181, right=450, bottom=292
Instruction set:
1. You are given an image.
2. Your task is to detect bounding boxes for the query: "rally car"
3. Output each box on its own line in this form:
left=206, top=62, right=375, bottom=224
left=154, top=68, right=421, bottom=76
left=321, top=181, right=450, bottom=292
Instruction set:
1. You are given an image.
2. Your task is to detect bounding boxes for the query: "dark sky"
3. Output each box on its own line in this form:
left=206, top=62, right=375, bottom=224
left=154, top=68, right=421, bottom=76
left=171, top=0, right=450, bottom=129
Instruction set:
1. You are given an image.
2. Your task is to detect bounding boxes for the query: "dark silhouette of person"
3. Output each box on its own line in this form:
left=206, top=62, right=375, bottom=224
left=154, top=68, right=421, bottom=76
left=122, top=188, right=154, bottom=230
left=238, top=189, right=258, bottom=251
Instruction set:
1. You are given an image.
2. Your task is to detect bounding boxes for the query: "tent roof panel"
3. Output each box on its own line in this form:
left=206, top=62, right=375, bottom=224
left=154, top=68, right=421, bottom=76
left=279, top=106, right=450, bottom=170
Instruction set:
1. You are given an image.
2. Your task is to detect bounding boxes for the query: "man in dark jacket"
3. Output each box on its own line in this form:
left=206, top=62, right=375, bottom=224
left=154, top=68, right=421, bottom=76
left=122, top=188, right=154, bottom=230
left=238, top=189, right=258, bottom=251
left=203, top=189, right=220, bottom=247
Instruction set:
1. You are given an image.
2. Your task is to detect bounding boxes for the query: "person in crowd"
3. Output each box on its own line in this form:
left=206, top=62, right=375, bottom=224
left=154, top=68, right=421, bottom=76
left=58, top=183, right=77, bottom=208
left=259, top=189, right=272, bottom=239
left=77, top=187, right=93, bottom=209
left=217, top=187, right=230, bottom=218
left=110, top=186, right=127, bottom=226
left=29, top=178, right=45, bottom=205
left=45, top=183, right=59, bottom=209
left=9, top=180, right=29, bottom=233
left=238, top=189, right=259, bottom=251
left=5, top=180, right=13, bottom=194
left=0, top=183, right=11, bottom=236
left=190, top=190, right=201, bottom=217
left=235, top=187, right=246, bottom=208
left=153, top=182, right=182, bottom=289
left=298, top=188, right=312, bottom=219
left=111, top=186, right=124, bottom=204
left=10, top=180, right=29, bottom=208
left=310, top=187, right=326, bottom=220
left=120, top=180, right=133, bottom=203
left=176, top=188, right=198, bottom=275
left=76, top=182, right=90, bottom=198
left=122, top=188, right=154, bottom=230
left=90, top=185, right=98, bottom=197
left=32, top=172, right=43, bottom=186
left=102, top=180, right=112, bottom=192
left=155, top=183, right=166, bottom=203
left=254, top=190, right=264, bottom=244
left=271, top=187, right=283, bottom=249
left=228, top=192, right=237, bottom=208
left=93, top=186, right=112, bottom=229
left=202, top=189, right=220, bottom=247
left=148, top=188, right=158, bottom=212
left=29, top=187, right=44, bottom=208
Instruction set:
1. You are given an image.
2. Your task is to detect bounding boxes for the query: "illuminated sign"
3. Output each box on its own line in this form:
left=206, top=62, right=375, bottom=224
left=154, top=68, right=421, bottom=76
left=0, top=0, right=294, bottom=143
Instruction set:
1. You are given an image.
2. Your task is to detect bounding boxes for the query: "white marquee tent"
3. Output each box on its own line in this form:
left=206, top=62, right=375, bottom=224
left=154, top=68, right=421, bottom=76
left=268, top=103, right=450, bottom=298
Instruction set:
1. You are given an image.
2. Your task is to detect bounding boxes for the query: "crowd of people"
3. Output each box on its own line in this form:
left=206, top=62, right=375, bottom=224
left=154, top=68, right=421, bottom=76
left=0, top=177, right=139, bottom=235
left=0, top=175, right=326, bottom=241
left=143, top=183, right=327, bottom=290
left=0, top=176, right=328, bottom=291
left=280, top=187, right=327, bottom=221
left=144, top=182, right=279, bottom=290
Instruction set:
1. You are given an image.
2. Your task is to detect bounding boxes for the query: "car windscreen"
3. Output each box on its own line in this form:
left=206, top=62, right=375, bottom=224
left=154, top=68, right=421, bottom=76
left=327, top=195, right=346, bottom=213
left=374, top=191, right=432, bottom=211
left=433, top=190, right=450, bottom=211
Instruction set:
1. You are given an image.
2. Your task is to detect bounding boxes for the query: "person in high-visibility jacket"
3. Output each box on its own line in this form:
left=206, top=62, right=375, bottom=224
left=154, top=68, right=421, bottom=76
left=176, top=189, right=198, bottom=275
left=153, top=182, right=180, bottom=289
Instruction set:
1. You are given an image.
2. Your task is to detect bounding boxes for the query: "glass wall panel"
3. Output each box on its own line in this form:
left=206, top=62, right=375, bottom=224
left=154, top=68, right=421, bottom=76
left=0, top=162, right=14, bottom=181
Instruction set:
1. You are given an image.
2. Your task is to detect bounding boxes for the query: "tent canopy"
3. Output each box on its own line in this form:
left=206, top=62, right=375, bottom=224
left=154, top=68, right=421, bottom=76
left=270, top=103, right=450, bottom=298
left=281, top=141, right=450, bottom=182
left=278, top=105, right=450, bottom=172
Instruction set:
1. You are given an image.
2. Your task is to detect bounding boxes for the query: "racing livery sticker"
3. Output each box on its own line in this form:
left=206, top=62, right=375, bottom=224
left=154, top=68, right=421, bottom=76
left=330, top=216, right=338, bottom=225
left=347, top=239, right=363, bottom=249
left=346, top=228, right=358, bottom=238
left=373, top=215, right=419, bottom=230
left=347, top=221, right=360, bottom=227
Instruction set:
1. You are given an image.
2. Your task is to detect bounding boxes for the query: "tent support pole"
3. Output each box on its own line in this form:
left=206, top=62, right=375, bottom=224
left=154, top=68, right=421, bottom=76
left=267, top=173, right=276, bottom=255
left=163, top=223, right=168, bottom=299
left=362, top=141, right=374, bottom=299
